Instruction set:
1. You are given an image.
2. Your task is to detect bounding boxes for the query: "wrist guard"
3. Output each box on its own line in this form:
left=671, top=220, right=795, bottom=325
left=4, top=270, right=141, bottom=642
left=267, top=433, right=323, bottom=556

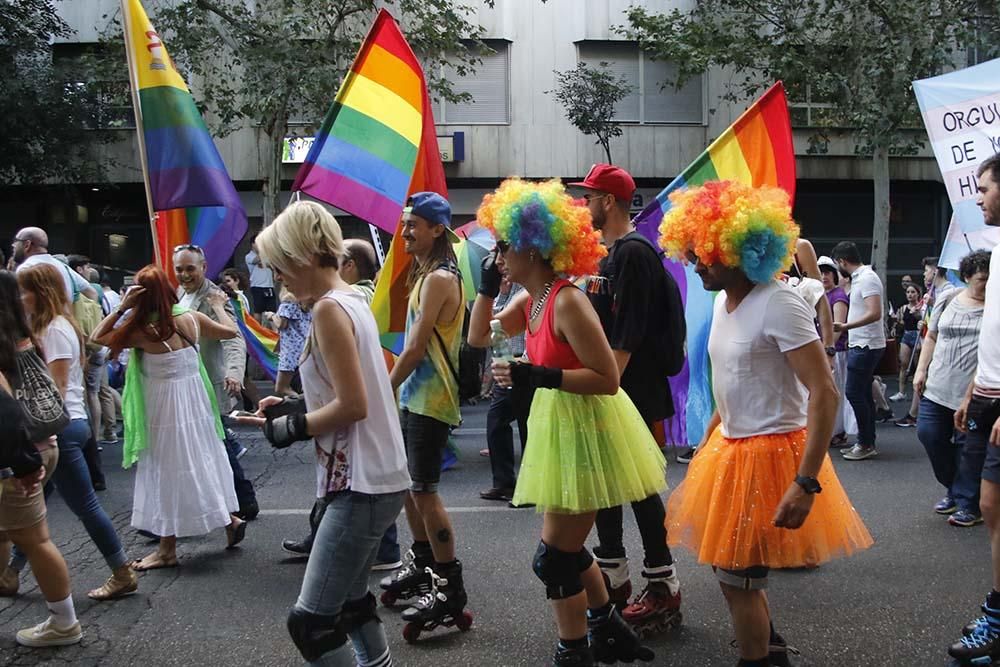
left=509, top=361, right=563, bottom=390
left=263, top=397, right=309, bottom=448
left=478, top=250, right=502, bottom=298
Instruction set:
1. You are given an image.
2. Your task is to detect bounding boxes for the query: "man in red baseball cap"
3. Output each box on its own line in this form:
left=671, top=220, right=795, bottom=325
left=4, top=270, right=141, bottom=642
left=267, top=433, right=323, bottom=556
left=574, top=163, right=687, bottom=638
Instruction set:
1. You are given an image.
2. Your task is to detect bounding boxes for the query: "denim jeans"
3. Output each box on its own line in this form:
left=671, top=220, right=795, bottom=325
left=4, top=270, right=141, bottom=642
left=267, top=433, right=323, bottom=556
left=917, top=397, right=982, bottom=513
left=486, top=385, right=528, bottom=490
left=294, top=489, right=406, bottom=666
left=846, top=346, right=883, bottom=447
left=305, top=497, right=399, bottom=564
left=223, top=433, right=256, bottom=509
left=11, top=418, right=127, bottom=572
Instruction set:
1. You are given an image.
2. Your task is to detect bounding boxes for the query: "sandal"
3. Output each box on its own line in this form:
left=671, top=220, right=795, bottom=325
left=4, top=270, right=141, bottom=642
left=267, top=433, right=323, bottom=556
left=226, top=518, right=247, bottom=550
left=88, top=568, right=138, bottom=600
left=130, top=553, right=179, bottom=572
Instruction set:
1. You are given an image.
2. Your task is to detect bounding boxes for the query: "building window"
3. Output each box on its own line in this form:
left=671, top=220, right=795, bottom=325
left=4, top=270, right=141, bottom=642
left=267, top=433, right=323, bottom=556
left=431, top=40, right=510, bottom=124
left=577, top=41, right=703, bottom=125
left=787, top=84, right=839, bottom=128
left=52, top=44, right=134, bottom=129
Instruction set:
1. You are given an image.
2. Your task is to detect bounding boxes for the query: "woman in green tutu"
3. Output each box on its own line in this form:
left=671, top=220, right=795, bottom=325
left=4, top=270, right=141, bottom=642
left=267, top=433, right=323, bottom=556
left=469, top=178, right=666, bottom=666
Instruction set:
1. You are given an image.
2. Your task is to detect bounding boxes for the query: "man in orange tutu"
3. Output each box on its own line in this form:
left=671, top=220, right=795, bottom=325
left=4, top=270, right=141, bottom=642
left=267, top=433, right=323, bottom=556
left=658, top=180, right=874, bottom=666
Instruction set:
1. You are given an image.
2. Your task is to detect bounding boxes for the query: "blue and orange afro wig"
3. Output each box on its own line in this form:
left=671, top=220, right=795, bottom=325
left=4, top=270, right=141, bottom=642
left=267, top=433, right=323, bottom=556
left=658, top=181, right=799, bottom=284
left=477, top=178, right=606, bottom=276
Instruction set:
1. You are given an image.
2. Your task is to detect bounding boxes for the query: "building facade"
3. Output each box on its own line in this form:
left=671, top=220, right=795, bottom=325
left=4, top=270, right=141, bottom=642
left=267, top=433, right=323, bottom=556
left=1, top=0, right=958, bottom=301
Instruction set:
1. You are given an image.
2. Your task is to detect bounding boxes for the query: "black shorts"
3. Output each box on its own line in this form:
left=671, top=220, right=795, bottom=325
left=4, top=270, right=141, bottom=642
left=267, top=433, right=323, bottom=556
left=400, top=410, right=450, bottom=493
left=250, top=286, right=276, bottom=313
left=968, top=395, right=1000, bottom=485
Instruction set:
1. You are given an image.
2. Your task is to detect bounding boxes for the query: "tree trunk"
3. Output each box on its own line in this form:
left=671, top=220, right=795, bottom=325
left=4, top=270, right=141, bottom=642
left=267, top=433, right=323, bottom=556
left=870, top=144, right=891, bottom=287
left=261, top=129, right=283, bottom=227
left=600, top=137, right=613, bottom=164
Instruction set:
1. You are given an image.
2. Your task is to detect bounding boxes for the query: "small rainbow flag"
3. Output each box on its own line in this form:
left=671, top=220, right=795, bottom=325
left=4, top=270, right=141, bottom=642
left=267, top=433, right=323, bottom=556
left=293, top=9, right=433, bottom=234
left=231, top=299, right=279, bottom=381
left=122, top=0, right=247, bottom=278
left=634, top=81, right=796, bottom=446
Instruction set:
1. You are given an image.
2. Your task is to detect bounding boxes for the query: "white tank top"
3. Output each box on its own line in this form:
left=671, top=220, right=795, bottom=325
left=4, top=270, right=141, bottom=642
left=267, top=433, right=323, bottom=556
left=300, top=288, right=410, bottom=497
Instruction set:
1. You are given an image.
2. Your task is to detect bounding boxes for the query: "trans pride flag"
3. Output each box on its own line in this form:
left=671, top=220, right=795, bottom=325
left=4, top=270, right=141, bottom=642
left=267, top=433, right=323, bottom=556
left=122, top=0, right=247, bottom=281
left=634, top=82, right=796, bottom=446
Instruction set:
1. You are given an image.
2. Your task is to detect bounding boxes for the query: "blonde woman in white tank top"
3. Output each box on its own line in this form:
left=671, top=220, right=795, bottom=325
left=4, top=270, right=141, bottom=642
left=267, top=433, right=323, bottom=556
left=244, top=202, right=409, bottom=666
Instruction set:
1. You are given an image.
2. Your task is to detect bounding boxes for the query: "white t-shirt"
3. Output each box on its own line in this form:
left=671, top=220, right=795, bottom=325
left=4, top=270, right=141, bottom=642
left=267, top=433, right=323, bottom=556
left=40, top=316, right=88, bottom=421
left=102, top=288, right=121, bottom=315
left=708, top=281, right=820, bottom=439
left=975, top=246, right=1000, bottom=390
left=847, top=265, right=886, bottom=349
left=300, top=288, right=410, bottom=497
left=17, top=254, right=92, bottom=303
left=245, top=250, right=274, bottom=289
left=178, top=290, right=196, bottom=310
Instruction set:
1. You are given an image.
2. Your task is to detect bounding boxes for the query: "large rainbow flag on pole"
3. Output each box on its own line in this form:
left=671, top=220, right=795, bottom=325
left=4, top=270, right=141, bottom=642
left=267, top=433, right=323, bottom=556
left=121, top=0, right=247, bottom=281
left=292, top=9, right=440, bottom=235
left=634, top=81, right=796, bottom=446
left=295, top=9, right=448, bottom=354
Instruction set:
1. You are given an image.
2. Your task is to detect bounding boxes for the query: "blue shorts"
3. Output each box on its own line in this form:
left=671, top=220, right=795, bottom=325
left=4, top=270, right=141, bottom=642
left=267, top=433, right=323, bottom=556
left=901, top=330, right=919, bottom=348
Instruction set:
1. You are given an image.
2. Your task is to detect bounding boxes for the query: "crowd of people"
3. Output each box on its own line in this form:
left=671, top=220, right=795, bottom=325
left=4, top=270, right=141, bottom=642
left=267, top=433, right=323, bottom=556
left=2, top=157, right=1000, bottom=666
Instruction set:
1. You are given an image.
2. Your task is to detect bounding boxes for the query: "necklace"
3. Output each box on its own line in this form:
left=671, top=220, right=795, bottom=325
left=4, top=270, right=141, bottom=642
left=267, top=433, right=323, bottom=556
left=530, top=280, right=555, bottom=321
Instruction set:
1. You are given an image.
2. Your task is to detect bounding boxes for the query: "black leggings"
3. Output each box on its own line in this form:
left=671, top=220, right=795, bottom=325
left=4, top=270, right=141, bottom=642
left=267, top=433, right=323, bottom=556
left=594, top=494, right=673, bottom=567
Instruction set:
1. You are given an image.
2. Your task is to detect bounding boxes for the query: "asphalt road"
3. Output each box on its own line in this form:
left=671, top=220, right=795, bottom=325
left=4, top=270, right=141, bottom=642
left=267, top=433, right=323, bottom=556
left=0, top=390, right=992, bottom=666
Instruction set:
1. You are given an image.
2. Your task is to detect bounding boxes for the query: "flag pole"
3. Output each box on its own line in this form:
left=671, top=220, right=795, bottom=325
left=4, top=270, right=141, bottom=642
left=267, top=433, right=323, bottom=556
left=120, top=0, right=161, bottom=268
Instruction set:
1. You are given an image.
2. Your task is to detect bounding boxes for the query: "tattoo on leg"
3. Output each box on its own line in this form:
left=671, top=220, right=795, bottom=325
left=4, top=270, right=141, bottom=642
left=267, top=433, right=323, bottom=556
left=436, top=528, right=451, bottom=544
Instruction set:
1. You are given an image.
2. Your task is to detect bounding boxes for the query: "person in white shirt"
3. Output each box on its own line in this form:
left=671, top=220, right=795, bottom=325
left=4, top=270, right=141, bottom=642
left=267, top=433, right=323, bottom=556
left=659, top=180, right=872, bottom=667
left=949, top=154, right=1000, bottom=663
left=245, top=237, right=276, bottom=320
left=11, top=228, right=97, bottom=302
left=247, top=201, right=410, bottom=665
left=831, top=241, right=886, bottom=461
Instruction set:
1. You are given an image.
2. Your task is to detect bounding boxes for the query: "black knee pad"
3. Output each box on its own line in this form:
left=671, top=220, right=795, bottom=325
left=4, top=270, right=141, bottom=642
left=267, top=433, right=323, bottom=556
left=532, top=541, right=584, bottom=599
left=341, top=592, right=381, bottom=633
left=286, top=607, right=347, bottom=663
left=576, top=547, right=594, bottom=572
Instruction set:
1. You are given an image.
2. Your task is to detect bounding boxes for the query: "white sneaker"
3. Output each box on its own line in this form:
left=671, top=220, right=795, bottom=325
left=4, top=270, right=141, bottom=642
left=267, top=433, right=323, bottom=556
left=16, top=617, right=82, bottom=647
left=888, top=392, right=906, bottom=402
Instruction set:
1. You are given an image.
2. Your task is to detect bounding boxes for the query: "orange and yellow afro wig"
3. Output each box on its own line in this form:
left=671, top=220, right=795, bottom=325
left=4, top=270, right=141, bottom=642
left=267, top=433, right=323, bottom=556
left=658, top=181, right=799, bottom=284
left=477, top=178, right=606, bottom=276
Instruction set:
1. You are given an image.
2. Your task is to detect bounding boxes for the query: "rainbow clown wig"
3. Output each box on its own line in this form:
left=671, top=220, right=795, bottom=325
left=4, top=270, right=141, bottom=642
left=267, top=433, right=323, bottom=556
left=658, top=180, right=799, bottom=284
left=477, top=178, right=606, bottom=276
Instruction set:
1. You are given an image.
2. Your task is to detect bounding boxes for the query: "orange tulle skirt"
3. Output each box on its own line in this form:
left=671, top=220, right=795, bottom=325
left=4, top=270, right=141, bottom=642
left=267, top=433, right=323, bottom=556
left=666, top=427, right=874, bottom=570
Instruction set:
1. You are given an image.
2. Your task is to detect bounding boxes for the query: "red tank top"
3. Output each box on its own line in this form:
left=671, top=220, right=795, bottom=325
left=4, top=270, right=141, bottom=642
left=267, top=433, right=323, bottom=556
left=525, top=279, right=584, bottom=371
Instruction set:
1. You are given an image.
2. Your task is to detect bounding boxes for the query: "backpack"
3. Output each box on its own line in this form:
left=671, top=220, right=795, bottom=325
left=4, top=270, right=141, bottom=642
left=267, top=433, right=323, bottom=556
left=60, top=264, right=103, bottom=355
left=618, top=234, right=687, bottom=377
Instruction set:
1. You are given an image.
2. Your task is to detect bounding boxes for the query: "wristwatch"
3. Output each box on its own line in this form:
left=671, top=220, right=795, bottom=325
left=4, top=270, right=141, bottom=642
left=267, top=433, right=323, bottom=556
left=825, top=346, right=837, bottom=357
left=794, top=475, right=823, bottom=494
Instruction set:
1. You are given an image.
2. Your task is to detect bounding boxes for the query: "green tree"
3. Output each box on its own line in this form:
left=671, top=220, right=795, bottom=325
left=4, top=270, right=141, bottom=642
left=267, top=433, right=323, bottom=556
left=140, top=0, right=487, bottom=225
left=550, top=62, right=633, bottom=164
left=0, top=0, right=114, bottom=185
left=624, top=1, right=1000, bottom=281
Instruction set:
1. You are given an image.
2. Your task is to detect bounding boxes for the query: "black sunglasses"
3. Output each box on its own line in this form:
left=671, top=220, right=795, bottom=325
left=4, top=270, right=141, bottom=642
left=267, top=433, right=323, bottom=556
left=173, top=243, right=204, bottom=254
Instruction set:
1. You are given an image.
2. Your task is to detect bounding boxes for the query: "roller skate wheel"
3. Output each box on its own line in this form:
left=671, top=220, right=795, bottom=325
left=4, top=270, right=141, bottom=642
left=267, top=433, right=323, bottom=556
left=402, top=623, right=421, bottom=643
left=456, top=610, right=474, bottom=632
left=379, top=590, right=397, bottom=606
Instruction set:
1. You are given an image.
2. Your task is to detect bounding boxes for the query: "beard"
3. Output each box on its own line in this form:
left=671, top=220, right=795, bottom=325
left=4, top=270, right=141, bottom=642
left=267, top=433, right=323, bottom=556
left=838, top=267, right=852, bottom=279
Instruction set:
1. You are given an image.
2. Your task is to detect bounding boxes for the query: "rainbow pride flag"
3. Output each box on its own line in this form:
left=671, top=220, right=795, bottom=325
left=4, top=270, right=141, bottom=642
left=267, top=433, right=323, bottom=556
left=231, top=299, right=279, bottom=381
left=122, top=0, right=247, bottom=277
left=634, top=81, right=796, bottom=446
left=293, top=9, right=432, bottom=234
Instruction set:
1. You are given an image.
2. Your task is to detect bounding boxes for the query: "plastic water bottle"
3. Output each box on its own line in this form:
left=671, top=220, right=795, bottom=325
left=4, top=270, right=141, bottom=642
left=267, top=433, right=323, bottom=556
left=490, top=319, right=513, bottom=362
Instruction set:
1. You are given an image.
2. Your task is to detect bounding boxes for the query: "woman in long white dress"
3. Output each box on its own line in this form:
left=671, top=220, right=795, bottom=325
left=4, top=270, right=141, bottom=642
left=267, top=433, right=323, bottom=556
left=92, top=264, right=246, bottom=570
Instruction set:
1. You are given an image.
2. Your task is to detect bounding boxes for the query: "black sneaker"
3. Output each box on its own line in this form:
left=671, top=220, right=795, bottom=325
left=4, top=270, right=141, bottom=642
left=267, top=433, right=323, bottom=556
left=894, top=414, right=917, bottom=428
left=675, top=447, right=696, bottom=464
left=282, top=538, right=311, bottom=556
